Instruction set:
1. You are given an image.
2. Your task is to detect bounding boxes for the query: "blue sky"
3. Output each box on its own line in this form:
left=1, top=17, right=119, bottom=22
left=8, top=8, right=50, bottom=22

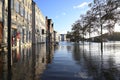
left=33, top=0, right=93, bottom=34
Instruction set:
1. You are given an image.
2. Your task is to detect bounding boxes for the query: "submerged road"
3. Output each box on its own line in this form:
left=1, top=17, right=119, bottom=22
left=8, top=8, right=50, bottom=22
left=0, top=41, right=120, bottom=80
left=40, top=41, right=120, bottom=80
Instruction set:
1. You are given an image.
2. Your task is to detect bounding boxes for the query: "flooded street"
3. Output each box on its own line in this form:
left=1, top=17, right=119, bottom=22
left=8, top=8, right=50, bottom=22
left=0, top=41, right=120, bottom=80
left=41, top=42, right=120, bottom=80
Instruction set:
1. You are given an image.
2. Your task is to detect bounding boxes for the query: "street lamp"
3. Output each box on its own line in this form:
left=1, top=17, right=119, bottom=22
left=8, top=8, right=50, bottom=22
left=7, top=0, right=12, bottom=80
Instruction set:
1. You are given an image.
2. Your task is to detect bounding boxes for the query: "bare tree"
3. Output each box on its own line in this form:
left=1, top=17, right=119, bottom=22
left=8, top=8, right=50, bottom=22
left=82, top=10, right=98, bottom=40
left=71, top=20, right=82, bottom=43
left=102, top=0, right=120, bottom=33
left=89, top=0, right=108, bottom=52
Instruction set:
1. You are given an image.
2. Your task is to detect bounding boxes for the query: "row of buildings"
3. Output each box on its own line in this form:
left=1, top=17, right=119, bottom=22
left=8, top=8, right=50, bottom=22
left=0, top=0, right=61, bottom=49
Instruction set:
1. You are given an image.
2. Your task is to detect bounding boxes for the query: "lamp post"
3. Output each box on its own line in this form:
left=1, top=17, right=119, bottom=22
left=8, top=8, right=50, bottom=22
left=8, top=0, right=12, bottom=80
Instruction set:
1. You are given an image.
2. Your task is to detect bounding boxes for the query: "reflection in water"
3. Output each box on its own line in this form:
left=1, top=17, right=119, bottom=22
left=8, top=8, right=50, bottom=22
left=72, top=43, right=81, bottom=61
left=0, top=41, right=120, bottom=80
left=41, top=41, right=120, bottom=80
left=0, top=51, right=8, bottom=80
left=46, top=44, right=54, bottom=64
left=76, top=42, right=120, bottom=80
left=12, top=47, right=33, bottom=80
left=0, top=43, right=51, bottom=80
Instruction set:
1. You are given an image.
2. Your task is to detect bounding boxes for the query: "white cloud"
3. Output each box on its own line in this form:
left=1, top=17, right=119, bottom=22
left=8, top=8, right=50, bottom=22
left=62, top=12, right=66, bottom=16
left=73, top=2, right=89, bottom=9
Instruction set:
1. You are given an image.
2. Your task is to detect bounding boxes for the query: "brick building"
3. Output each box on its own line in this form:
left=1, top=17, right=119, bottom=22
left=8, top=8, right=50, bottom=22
left=46, top=17, right=54, bottom=44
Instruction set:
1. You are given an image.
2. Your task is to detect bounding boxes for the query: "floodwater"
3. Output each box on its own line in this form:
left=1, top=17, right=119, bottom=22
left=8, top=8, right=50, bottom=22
left=0, top=41, right=120, bottom=80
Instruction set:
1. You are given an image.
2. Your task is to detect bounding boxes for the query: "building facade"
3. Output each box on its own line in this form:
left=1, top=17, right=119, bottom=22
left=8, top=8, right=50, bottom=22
left=46, top=17, right=54, bottom=44
left=0, top=0, right=32, bottom=49
left=11, top=0, right=32, bottom=48
left=0, top=0, right=59, bottom=50
left=32, top=1, right=46, bottom=44
left=54, top=31, right=60, bottom=44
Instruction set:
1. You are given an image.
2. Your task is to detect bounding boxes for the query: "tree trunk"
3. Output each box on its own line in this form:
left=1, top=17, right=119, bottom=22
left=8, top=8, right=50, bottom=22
left=100, top=24, right=103, bottom=52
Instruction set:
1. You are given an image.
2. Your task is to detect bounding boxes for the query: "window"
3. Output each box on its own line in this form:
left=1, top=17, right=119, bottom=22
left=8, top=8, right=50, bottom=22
left=25, top=11, right=27, bottom=19
left=20, top=7, right=24, bottom=16
left=30, top=14, right=32, bottom=22
left=26, top=12, right=28, bottom=20
left=16, top=1, right=19, bottom=13
left=27, top=13, right=31, bottom=21
left=18, top=5, right=20, bottom=14
left=28, top=14, right=31, bottom=21
left=19, top=5, right=21, bottom=15
left=11, top=0, right=14, bottom=9
left=22, top=0, right=24, bottom=4
left=24, top=0, right=26, bottom=5
left=42, top=29, right=44, bottom=35
left=23, top=8, right=25, bottom=17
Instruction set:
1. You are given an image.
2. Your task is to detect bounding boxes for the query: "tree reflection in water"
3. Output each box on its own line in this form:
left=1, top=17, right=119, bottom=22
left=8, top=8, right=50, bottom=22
left=72, top=42, right=120, bottom=80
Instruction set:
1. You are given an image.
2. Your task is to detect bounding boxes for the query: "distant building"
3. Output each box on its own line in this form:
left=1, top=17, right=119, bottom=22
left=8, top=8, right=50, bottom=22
left=54, top=31, right=60, bottom=44
left=60, top=34, right=66, bottom=41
